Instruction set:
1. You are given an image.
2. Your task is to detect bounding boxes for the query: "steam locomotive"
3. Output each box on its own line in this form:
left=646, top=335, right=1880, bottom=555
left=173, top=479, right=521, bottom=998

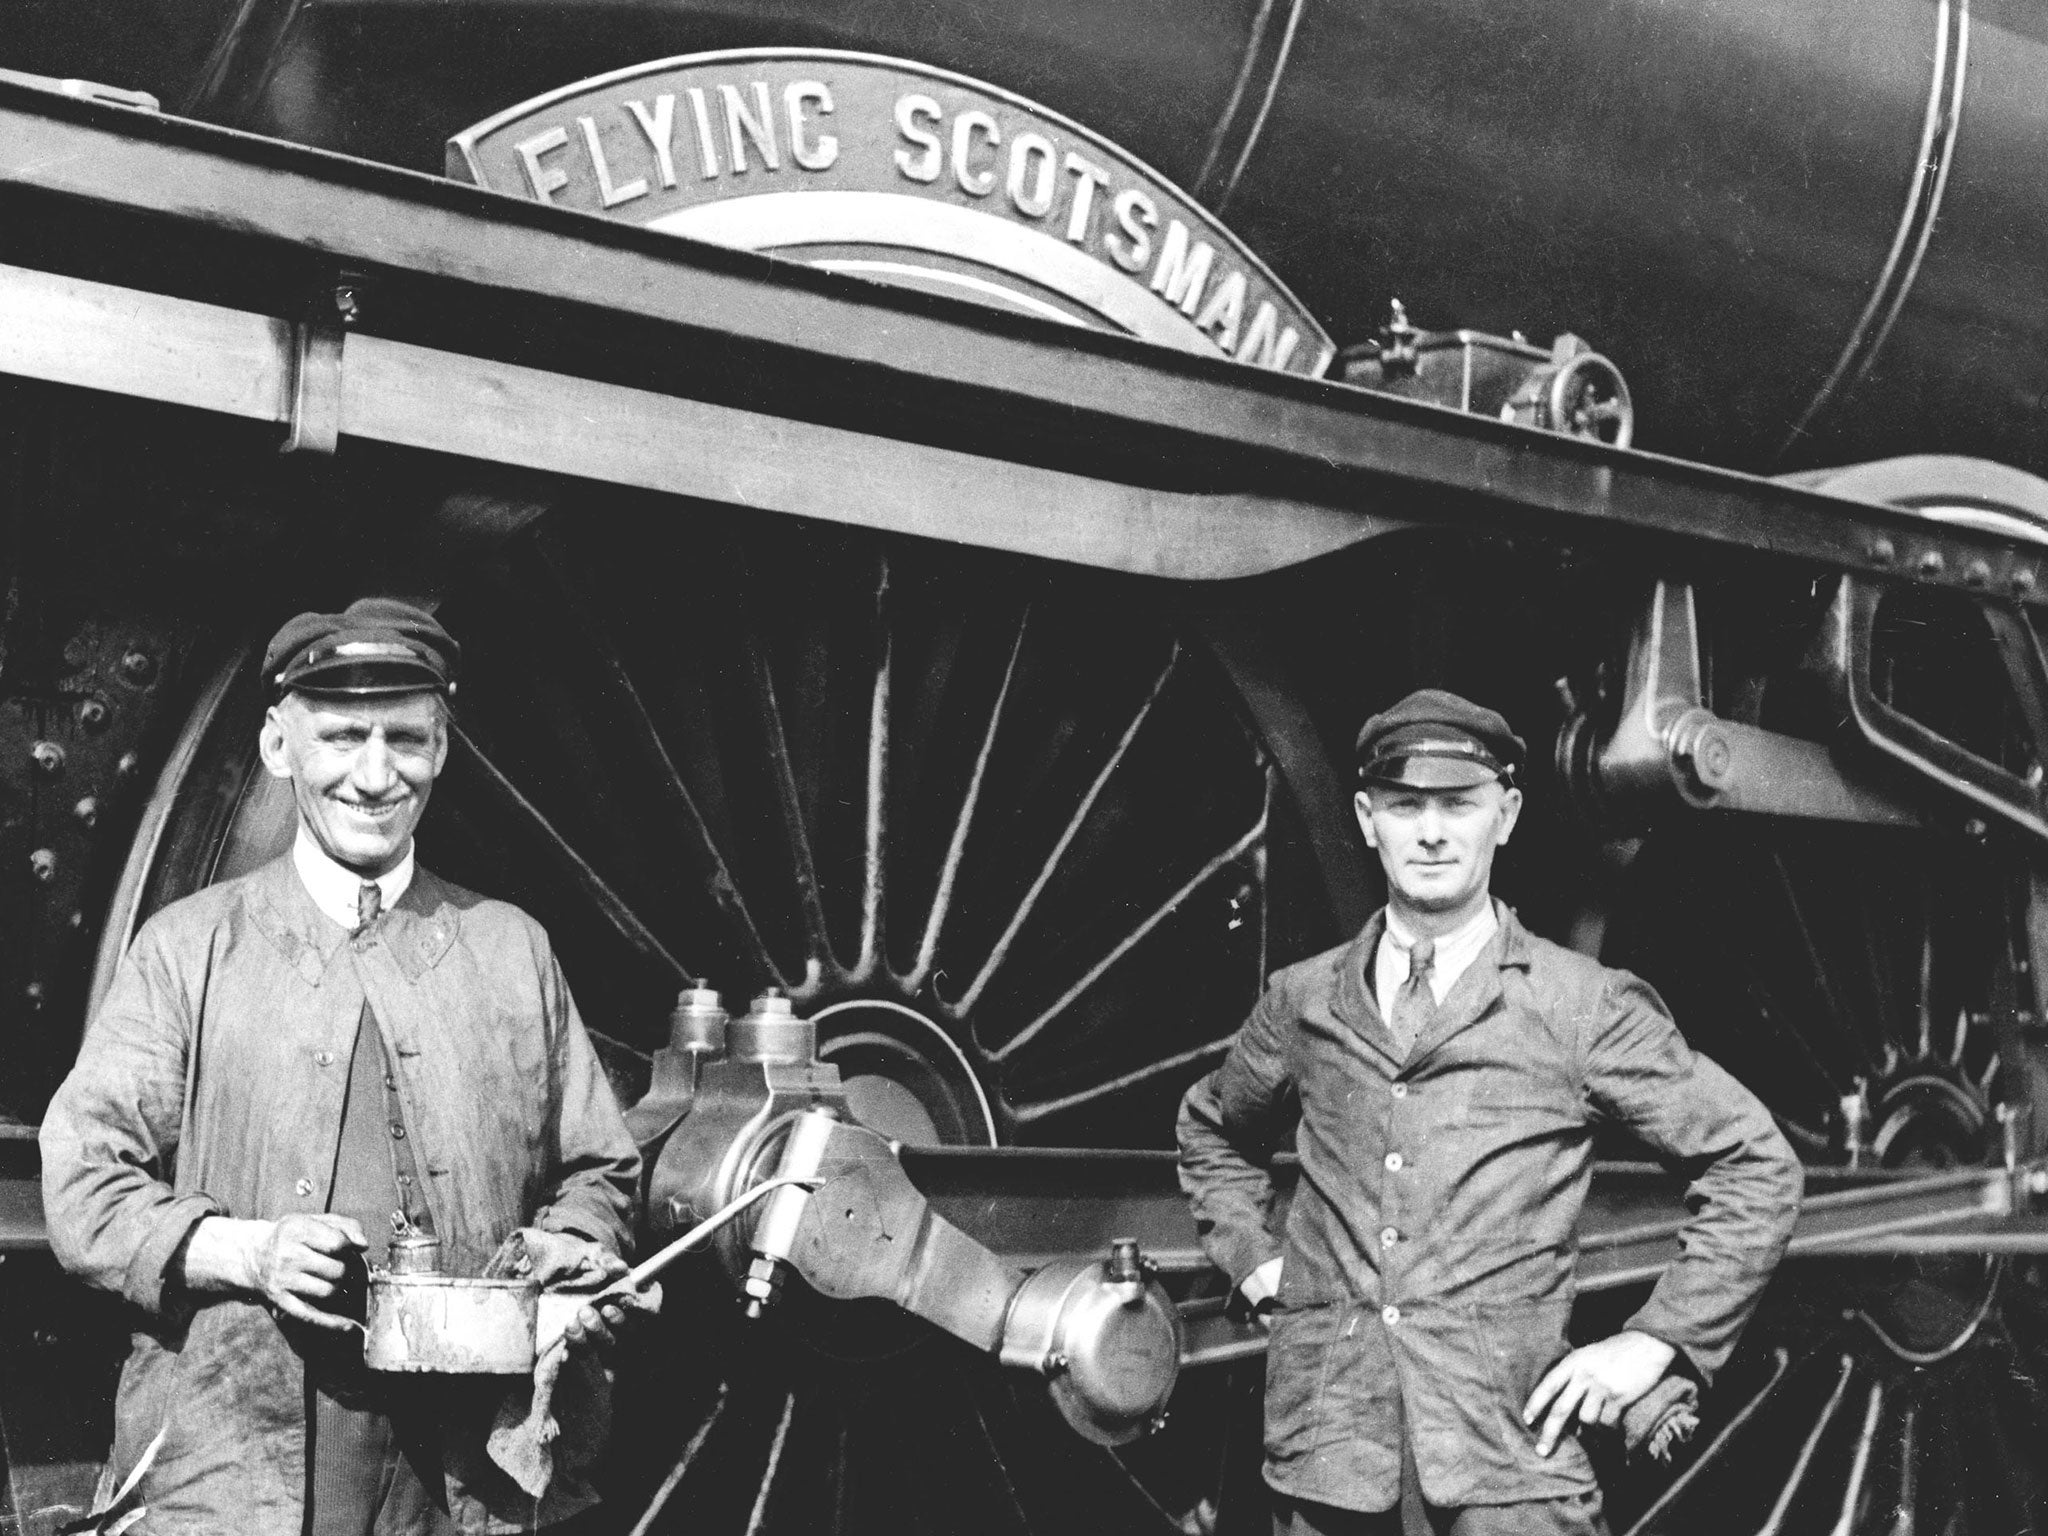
left=5, top=2, right=2048, bottom=1531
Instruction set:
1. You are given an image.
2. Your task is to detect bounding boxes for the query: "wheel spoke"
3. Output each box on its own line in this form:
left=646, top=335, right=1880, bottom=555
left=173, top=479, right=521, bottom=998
left=955, top=644, right=1180, bottom=1017
left=907, top=615, right=1026, bottom=994
left=1625, top=1347, right=1792, bottom=1535
left=746, top=622, right=837, bottom=985
left=992, top=782, right=1269, bottom=1064
left=1011, top=1034, right=1236, bottom=1124
left=628, top=1385, right=729, bottom=1536
left=530, top=534, right=786, bottom=988
left=1917, top=895, right=1936, bottom=1060
left=1889, top=1401, right=1917, bottom=1536
left=1755, top=1354, right=1857, bottom=1536
left=1767, top=848, right=1877, bottom=1077
left=744, top=1391, right=798, bottom=1536
left=858, top=559, right=891, bottom=979
left=453, top=725, right=693, bottom=993
left=1825, top=1381, right=1883, bottom=1536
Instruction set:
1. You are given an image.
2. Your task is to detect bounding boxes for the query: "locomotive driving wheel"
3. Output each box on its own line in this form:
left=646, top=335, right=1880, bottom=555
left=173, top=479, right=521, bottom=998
left=116, top=495, right=1341, bottom=1535
left=1596, top=815, right=2048, bottom=1535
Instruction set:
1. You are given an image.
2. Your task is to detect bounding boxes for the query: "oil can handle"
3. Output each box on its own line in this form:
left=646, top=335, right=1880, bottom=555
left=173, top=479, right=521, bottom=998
left=603, top=1175, right=822, bottom=1300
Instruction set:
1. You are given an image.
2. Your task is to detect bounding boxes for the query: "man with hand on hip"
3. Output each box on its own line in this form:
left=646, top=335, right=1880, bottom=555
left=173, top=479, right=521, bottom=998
left=1178, top=689, right=1801, bottom=1534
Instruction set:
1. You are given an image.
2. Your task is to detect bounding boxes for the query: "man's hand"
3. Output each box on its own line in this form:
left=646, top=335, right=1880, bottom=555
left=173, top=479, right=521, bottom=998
left=515, top=1228, right=627, bottom=1292
left=1521, top=1330, right=1677, bottom=1456
left=1239, top=1257, right=1283, bottom=1330
left=182, top=1213, right=367, bottom=1331
left=504, top=1228, right=660, bottom=1353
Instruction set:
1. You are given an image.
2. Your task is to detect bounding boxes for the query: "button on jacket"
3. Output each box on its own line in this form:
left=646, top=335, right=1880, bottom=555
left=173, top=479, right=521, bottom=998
left=40, top=854, right=641, bottom=1535
left=1177, top=903, right=1801, bottom=1512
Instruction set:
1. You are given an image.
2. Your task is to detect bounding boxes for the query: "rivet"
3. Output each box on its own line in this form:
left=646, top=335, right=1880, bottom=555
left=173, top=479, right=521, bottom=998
left=68, top=911, right=84, bottom=930
left=1919, top=550, right=1946, bottom=577
left=119, top=649, right=157, bottom=685
left=72, top=797, right=98, bottom=829
left=1965, top=559, right=1992, bottom=587
left=75, top=697, right=110, bottom=731
left=1868, top=537, right=1896, bottom=565
left=2016, top=569, right=2039, bottom=596
left=30, top=741, right=64, bottom=776
left=116, top=751, right=140, bottom=779
left=29, top=849, right=57, bottom=883
left=1965, top=817, right=1989, bottom=839
left=24, top=982, right=44, bottom=1008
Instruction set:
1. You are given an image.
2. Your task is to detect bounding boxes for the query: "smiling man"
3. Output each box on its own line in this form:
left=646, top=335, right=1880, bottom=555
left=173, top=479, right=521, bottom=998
left=42, top=598, right=644, bottom=1535
left=1177, top=689, right=1802, bottom=1536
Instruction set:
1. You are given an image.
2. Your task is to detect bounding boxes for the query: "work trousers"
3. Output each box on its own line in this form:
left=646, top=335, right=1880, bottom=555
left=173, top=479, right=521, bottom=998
left=1271, top=1441, right=1609, bottom=1536
left=307, top=1388, right=454, bottom=1536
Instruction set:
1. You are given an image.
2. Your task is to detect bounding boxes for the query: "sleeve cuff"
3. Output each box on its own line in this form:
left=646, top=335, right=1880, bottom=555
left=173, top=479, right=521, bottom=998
left=533, top=1205, right=621, bottom=1254
left=122, top=1193, right=224, bottom=1315
left=1240, top=1256, right=1284, bottom=1306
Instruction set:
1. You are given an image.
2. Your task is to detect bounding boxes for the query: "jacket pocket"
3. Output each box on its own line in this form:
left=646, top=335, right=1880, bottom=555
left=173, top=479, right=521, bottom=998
left=1262, top=1303, right=1339, bottom=1464
left=1473, top=1298, right=1594, bottom=1479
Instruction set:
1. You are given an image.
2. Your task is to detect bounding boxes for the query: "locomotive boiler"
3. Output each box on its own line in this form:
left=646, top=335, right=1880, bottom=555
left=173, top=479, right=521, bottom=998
left=7, top=3, right=2048, bottom=1534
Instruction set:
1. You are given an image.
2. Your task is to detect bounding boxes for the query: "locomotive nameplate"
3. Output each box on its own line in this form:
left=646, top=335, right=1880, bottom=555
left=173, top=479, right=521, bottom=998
left=448, top=49, right=1334, bottom=377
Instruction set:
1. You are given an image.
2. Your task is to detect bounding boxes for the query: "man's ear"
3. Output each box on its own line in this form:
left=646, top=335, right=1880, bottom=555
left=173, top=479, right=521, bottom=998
left=1353, top=790, right=1378, bottom=849
left=429, top=701, right=452, bottom=778
left=258, top=704, right=294, bottom=781
left=1495, top=784, right=1524, bottom=846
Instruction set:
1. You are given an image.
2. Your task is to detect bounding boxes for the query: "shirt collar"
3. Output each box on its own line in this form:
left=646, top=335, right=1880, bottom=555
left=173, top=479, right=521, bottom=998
left=1384, top=898, right=1499, bottom=973
left=292, top=822, right=415, bottom=931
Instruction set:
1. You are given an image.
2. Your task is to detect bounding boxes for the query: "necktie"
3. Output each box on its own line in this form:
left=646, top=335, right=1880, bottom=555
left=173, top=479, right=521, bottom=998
left=356, top=879, right=382, bottom=930
left=1390, top=936, right=1436, bottom=1056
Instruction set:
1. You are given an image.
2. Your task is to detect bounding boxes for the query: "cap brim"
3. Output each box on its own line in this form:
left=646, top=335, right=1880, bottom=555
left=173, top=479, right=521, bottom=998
left=283, top=660, right=449, bottom=697
left=1361, top=755, right=1503, bottom=790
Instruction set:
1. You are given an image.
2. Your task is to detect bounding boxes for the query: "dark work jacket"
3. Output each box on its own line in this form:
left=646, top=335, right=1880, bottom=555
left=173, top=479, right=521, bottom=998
left=40, top=854, right=641, bottom=1534
left=1176, top=903, right=1801, bottom=1511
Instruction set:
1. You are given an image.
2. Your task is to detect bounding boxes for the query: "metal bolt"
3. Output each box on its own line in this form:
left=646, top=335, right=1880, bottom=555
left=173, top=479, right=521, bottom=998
left=116, top=751, right=140, bottom=779
left=1965, top=817, right=1989, bottom=839
left=24, top=982, right=45, bottom=1009
left=73, top=796, right=97, bottom=829
left=2016, top=568, right=2038, bottom=596
left=75, top=697, right=109, bottom=731
left=1918, top=550, right=1946, bottom=577
left=119, top=649, right=157, bottom=685
left=741, top=1254, right=785, bottom=1318
left=334, top=283, right=360, bottom=325
left=30, top=741, right=64, bottom=775
left=1966, top=559, right=1992, bottom=587
left=1107, top=1237, right=1143, bottom=1284
left=2029, top=1168, right=2048, bottom=1198
left=1868, top=537, right=1896, bottom=565
left=68, top=911, right=84, bottom=930
left=1690, top=726, right=1733, bottom=788
left=29, top=849, right=57, bottom=883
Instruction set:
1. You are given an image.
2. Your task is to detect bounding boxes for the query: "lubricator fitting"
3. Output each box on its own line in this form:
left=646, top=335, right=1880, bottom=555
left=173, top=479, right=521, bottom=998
left=669, top=987, right=729, bottom=1056
left=727, top=990, right=818, bottom=1066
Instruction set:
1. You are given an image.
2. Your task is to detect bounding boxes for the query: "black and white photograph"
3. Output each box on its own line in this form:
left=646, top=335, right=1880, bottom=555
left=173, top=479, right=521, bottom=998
left=0, top=3, right=2043, bottom=1532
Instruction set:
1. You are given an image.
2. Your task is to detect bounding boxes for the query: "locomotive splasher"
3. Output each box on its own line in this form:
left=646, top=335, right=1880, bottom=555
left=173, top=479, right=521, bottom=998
left=8, top=31, right=2048, bottom=1536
